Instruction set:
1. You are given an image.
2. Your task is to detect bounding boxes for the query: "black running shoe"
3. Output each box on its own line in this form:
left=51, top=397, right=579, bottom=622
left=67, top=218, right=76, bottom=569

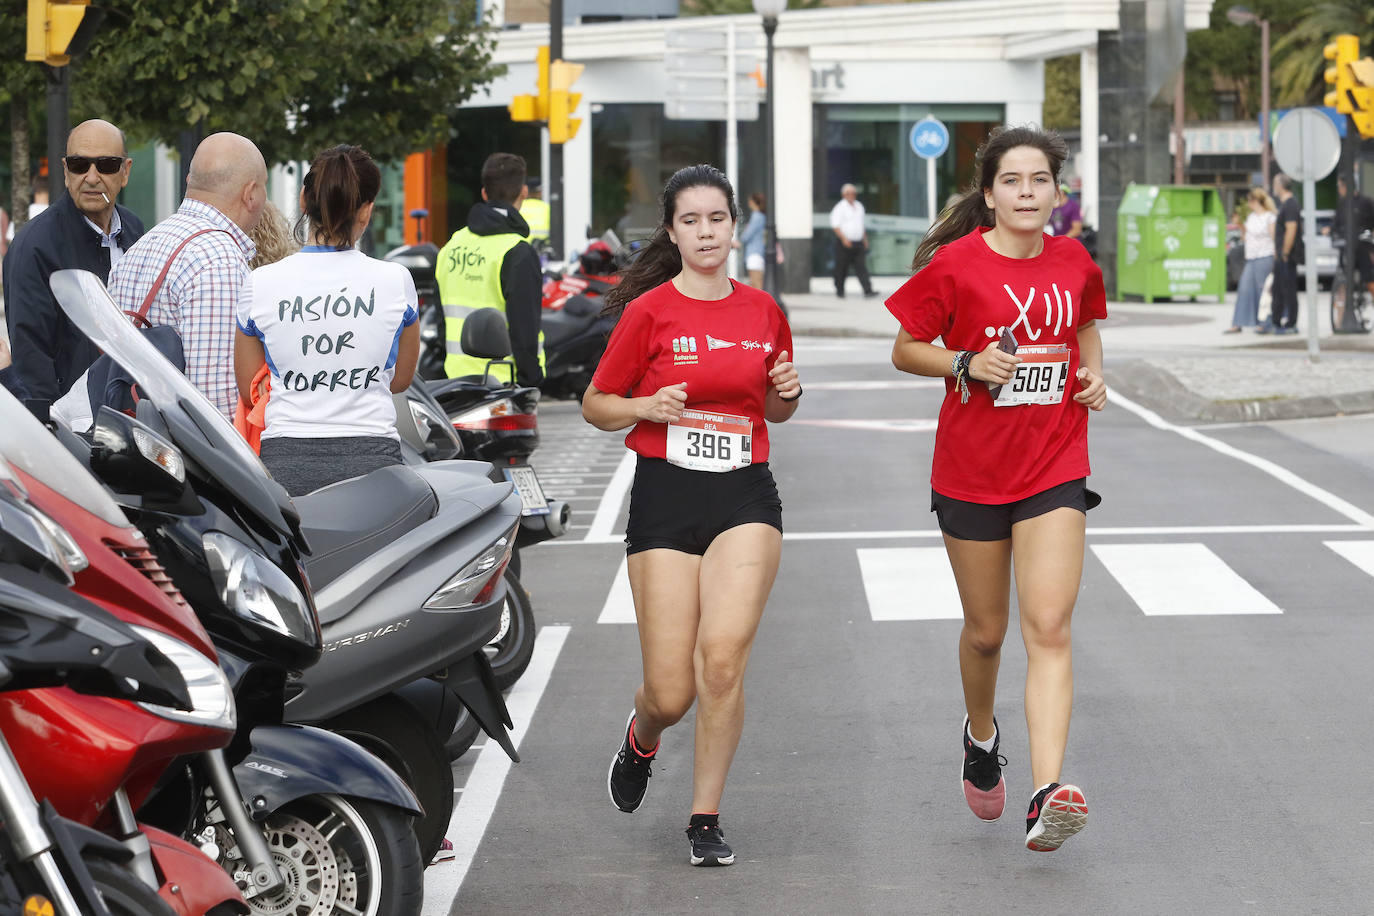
left=686, top=815, right=735, bottom=867
left=607, top=711, right=654, bottom=813
left=961, top=715, right=1007, bottom=821
left=1024, top=782, right=1088, bottom=852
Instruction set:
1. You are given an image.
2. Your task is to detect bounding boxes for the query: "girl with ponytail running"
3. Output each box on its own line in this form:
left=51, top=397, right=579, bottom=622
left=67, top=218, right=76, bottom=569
left=582, top=164, right=800, bottom=867
left=886, top=126, right=1106, bottom=852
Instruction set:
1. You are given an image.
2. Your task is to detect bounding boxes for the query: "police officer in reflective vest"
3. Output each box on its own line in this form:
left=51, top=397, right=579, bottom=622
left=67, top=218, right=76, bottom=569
left=436, top=152, right=545, bottom=385
left=520, top=178, right=551, bottom=245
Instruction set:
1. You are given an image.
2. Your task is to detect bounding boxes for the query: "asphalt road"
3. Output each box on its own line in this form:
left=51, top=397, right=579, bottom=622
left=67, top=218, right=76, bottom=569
left=427, top=336, right=1374, bottom=916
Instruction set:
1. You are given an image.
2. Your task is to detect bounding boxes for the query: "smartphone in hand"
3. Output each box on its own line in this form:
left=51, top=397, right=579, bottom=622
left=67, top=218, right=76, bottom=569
left=987, top=327, right=1018, bottom=400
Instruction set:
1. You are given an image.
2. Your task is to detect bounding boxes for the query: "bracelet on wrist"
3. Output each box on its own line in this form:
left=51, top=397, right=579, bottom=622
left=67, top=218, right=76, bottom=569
left=778, top=386, right=803, bottom=402
left=951, top=350, right=974, bottom=404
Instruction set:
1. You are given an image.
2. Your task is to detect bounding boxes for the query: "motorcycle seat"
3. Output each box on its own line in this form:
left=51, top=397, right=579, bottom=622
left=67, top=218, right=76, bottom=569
left=293, top=466, right=438, bottom=590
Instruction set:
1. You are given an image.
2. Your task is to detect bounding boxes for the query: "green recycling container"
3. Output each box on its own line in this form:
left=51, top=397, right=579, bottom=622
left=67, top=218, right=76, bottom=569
left=1116, top=184, right=1225, bottom=302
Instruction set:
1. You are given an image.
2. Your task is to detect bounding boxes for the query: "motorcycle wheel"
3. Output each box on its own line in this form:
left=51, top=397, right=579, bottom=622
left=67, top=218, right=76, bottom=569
left=325, top=695, right=454, bottom=865
left=86, top=857, right=179, bottom=916
left=220, top=795, right=421, bottom=916
left=486, top=568, right=537, bottom=691
left=445, top=705, right=482, bottom=761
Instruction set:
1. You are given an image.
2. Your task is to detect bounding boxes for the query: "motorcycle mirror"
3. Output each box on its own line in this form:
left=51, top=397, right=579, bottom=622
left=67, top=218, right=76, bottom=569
left=89, top=407, right=201, bottom=515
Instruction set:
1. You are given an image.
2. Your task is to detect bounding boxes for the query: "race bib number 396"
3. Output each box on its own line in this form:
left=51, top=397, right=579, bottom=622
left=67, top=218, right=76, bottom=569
left=666, top=409, right=752, bottom=472
left=994, top=345, right=1070, bottom=407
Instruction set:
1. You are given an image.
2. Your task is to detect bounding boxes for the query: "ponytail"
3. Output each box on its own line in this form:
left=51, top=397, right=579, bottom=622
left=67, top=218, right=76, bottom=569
left=299, top=145, right=382, bottom=250
left=602, top=228, right=681, bottom=317
left=910, top=191, right=993, bottom=273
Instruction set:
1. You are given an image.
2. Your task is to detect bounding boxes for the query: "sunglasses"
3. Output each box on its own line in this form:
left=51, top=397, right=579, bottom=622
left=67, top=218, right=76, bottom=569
left=64, top=155, right=126, bottom=175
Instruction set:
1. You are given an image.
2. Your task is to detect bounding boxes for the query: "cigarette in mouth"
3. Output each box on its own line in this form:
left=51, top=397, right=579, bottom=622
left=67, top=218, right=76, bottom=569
left=101, top=192, right=111, bottom=204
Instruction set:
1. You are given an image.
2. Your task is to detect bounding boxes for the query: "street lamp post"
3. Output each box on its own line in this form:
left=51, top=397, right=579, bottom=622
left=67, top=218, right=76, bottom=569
left=1227, top=5, right=1270, bottom=186
left=753, top=0, right=785, bottom=302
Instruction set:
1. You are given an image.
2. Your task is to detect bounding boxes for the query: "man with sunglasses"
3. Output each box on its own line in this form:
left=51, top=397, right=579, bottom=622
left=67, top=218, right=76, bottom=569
left=2, top=119, right=144, bottom=421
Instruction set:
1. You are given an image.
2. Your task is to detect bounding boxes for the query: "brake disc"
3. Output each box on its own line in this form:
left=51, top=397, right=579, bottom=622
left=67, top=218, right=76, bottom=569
left=221, top=813, right=342, bottom=916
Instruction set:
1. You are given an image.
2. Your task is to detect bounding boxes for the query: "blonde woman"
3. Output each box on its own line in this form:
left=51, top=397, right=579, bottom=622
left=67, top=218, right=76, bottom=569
left=249, top=200, right=297, bottom=269
left=1225, top=187, right=1276, bottom=333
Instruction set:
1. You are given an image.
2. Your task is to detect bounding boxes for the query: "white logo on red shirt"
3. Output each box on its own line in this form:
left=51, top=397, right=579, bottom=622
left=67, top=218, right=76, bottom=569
left=707, top=335, right=735, bottom=350
left=993, top=284, right=1074, bottom=341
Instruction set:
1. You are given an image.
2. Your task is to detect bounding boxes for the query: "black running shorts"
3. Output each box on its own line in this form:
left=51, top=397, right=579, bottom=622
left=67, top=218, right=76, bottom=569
left=625, top=457, right=783, bottom=556
left=931, top=478, right=1098, bottom=542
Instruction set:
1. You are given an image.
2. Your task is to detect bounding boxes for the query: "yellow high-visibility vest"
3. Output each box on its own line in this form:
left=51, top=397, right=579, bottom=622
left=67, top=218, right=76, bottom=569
left=435, top=227, right=544, bottom=382
left=520, top=197, right=550, bottom=241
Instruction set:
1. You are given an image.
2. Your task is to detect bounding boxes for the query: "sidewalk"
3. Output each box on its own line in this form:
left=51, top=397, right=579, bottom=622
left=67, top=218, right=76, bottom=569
left=784, top=277, right=1374, bottom=423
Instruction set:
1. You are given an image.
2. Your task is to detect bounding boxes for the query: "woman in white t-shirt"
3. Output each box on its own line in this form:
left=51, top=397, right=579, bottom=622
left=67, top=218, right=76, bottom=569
left=1225, top=186, right=1276, bottom=333
left=233, top=145, right=420, bottom=496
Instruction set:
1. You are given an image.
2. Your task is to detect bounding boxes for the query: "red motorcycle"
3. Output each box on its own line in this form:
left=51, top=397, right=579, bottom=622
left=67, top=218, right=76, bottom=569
left=0, top=394, right=246, bottom=916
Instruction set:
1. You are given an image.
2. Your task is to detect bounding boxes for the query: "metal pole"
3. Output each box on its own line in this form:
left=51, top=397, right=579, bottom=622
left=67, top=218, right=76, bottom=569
left=44, top=65, right=69, bottom=203
left=1338, top=114, right=1359, bottom=333
left=549, top=0, right=564, bottom=258
left=1260, top=19, right=1270, bottom=187
left=726, top=20, right=739, bottom=280
left=762, top=15, right=778, bottom=301
left=1173, top=69, right=1185, bottom=185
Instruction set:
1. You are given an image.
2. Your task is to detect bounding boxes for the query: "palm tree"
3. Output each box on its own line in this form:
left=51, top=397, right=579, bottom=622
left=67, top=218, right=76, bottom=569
left=1272, top=0, right=1374, bottom=106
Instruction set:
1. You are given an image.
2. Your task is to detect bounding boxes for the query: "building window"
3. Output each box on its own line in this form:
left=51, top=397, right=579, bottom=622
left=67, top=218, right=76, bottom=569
left=1215, top=90, right=1239, bottom=122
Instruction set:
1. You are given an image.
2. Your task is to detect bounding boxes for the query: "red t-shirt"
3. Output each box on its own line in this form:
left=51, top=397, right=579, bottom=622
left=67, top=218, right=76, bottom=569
left=886, top=229, right=1108, bottom=503
left=591, top=279, right=793, bottom=463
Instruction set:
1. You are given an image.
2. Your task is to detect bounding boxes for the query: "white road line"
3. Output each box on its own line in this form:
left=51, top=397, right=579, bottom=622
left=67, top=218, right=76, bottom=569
left=584, top=449, right=636, bottom=543
left=1325, top=540, right=1374, bottom=579
left=422, top=625, right=570, bottom=914
left=857, top=547, right=963, bottom=620
left=547, top=523, right=1374, bottom=546
left=790, top=418, right=938, bottom=433
left=596, top=557, right=636, bottom=624
left=1091, top=543, right=1282, bottom=616
left=1111, top=390, right=1374, bottom=527
left=804, top=380, right=945, bottom=390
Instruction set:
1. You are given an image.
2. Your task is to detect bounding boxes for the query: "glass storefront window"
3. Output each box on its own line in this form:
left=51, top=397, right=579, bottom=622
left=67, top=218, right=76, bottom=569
left=590, top=103, right=764, bottom=245
left=812, top=103, right=1002, bottom=275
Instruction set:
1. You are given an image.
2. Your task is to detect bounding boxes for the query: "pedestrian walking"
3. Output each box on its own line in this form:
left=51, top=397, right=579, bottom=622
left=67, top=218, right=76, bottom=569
left=1227, top=187, right=1276, bottom=334
left=2, top=119, right=144, bottom=421
left=581, top=164, right=800, bottom=867
left=233, top=145, right=420, bottom=496
left=886, top=125, right=1106, bottom=853
left=736, top=192, right=767, bottom=288
left=830, top=182, right=878, bottom=298
left=1267, top=174, right=1302, bottom=334
left=109, top=132, right=267, bottom=420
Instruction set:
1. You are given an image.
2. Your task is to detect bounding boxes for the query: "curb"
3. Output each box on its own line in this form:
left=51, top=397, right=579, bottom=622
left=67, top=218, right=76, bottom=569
left=1105, top=358, right=1374, bottom=423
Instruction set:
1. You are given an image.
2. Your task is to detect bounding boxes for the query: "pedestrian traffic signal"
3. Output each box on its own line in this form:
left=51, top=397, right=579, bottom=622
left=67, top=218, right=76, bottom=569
left=549, top=60, right=585, bottom=145
left=509, top=45, right=551, bottom=123
left=1350, top=57, right=1374, bottom=139
left=25, top=0, right=99, bottom=66
left=1324, top=34, right=1359, bottom=115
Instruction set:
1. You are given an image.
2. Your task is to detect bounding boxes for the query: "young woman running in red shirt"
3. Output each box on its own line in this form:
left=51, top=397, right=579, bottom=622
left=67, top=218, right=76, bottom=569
left=886, top=126, right=1107, bottom=852
left=582, top=164, right=800, bottom=867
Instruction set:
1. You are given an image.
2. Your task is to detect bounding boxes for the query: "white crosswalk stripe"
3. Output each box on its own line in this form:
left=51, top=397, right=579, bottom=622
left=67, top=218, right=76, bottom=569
left=596, top=557, right=636, bottom=624
left=1090, top=543, right=1282, bottom=616
left=857, top=547, right=963, bottom=620
left=1325, top=540, right=1374, bottom=579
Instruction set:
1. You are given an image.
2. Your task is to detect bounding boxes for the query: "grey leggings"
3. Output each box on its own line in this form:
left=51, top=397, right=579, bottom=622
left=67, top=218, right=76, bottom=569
left=259, top=435, right=404, bottom=497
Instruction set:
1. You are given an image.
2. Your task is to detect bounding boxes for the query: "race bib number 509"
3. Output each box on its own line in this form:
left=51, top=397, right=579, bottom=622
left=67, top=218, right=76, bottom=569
left=994, top=345, right=1070, bottom=407
left=666, top=409, right=752, bottom=472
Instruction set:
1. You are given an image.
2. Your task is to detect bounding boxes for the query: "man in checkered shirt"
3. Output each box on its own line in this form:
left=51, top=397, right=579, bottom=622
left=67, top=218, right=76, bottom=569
left=109, top=132, right=267, bottom=420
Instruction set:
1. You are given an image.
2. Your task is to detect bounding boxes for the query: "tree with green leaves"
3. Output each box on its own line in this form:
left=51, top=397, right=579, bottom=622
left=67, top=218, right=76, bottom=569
left=2, top=0, right=48, bottom=235
left=66, top=0, right=503, bottom=166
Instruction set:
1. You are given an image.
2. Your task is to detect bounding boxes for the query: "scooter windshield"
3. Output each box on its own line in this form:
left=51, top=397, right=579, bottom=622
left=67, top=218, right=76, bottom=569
left=0, top=385, right=131, bottom=529
left=47, top=269, right=269, bottom=481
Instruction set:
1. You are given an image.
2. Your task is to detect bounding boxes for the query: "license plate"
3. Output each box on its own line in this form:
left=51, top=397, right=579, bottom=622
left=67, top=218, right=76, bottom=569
left=503, top=465, right=550, bottom=516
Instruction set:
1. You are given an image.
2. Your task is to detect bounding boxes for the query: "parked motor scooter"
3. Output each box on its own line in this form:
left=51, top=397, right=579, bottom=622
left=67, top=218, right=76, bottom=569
left=538, top=232, right=626, bottom=401
left=0, top=409, right=248, bottom=916
left=0, top=459, right=228, bottom=916
left=383, top=241, right=446, bottom=380
left=52, top=268, right=521, bottom=872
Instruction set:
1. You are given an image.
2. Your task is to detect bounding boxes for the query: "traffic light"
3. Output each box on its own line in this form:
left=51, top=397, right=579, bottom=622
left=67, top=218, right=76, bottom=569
left=548, top=60, right=584, bottom=145
left=1350, top=57, right=1374, bottom=139
left=26, top=0, right=99, bottom=66
left=1324, top=34, right=1359, bottom=114
left=509, top=46, right=550, bottom=123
